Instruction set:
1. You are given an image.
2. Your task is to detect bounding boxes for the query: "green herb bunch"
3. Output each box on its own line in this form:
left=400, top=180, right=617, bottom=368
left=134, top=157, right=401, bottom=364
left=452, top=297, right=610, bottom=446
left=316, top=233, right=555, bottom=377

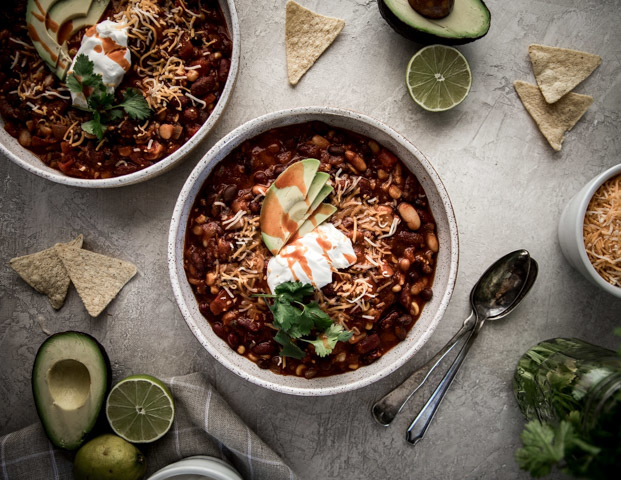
left=515, top=333, right=621, bottom=478
left=66, top=54, right=151, bottom=140
left=256, top=281, right=352, bottom=359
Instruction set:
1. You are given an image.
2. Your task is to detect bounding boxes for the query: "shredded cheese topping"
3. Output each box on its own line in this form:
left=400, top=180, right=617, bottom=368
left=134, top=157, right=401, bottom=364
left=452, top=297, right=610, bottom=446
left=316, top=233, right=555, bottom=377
left=584, top=174, right=621, bottom=287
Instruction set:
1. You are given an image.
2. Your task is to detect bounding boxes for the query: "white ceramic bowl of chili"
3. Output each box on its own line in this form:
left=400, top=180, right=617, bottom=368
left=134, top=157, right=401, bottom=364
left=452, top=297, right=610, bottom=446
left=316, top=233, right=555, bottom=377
left=558, top=163, right=621, bottom=298
left=168, top=106, right=460, bottom=396
left=0, top=0, right=240, bottom=188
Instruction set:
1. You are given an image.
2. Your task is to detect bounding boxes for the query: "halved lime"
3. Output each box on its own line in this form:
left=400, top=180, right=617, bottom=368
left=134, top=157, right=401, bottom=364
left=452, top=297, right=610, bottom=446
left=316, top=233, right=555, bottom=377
left=106, top=374, right=175, bottom=443
left=406, top=45, right=472, bottom=112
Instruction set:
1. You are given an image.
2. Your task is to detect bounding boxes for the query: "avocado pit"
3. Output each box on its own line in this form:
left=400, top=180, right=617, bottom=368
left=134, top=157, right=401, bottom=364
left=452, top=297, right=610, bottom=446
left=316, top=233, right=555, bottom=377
left=408, top=0, right=454, bottom=19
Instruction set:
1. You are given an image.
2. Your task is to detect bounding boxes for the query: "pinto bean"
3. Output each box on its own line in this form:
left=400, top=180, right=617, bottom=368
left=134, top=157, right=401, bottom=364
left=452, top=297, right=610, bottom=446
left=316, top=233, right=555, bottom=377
left=398, top=202, right=421, bottom=230
left=345, top=150, right=367, bottom=172
left=426, top=232, right=439, bottom=253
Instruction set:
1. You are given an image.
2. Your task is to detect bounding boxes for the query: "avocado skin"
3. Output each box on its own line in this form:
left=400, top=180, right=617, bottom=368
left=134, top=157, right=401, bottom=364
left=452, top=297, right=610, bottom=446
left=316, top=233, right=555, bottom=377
left=31, top=331, right=112, bottom=451
left=378, top=0, right=491, bottom=45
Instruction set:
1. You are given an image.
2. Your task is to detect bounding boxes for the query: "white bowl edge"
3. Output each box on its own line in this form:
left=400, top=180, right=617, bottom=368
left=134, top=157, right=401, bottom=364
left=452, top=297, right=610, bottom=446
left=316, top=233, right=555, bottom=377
left=558, top=163, right=621, bottom=298
left=168, top=107, right=460, bottom=396
left=0, top=0, right=240, bottom=189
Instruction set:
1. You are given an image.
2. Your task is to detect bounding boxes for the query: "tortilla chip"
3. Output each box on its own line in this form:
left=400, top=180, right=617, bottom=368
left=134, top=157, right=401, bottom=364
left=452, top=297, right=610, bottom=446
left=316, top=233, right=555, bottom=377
left=514, top=80, right=593, bottom=151
left=285, top=0, right=345, bottom=85
left=529, top=44, right=601, bottom=104
left=57, top=247, right=137, bottom=317
left=9, top=235, right=83, bottom=309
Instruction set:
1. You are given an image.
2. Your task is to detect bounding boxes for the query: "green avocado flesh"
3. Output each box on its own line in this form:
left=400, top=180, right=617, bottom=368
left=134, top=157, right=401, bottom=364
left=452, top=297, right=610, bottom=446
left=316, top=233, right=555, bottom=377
left=32, top=331, right=110, bottom=450
left=26, top=0, right=109, bottom=79
left=381, top=0, right=490, bottom=44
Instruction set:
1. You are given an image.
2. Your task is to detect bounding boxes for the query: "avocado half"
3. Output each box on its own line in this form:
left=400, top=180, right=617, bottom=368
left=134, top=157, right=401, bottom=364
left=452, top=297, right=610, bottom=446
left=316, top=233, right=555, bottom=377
left=32, top=331, right=111, bottom=450
left=378, top=0, right=491, bottom=45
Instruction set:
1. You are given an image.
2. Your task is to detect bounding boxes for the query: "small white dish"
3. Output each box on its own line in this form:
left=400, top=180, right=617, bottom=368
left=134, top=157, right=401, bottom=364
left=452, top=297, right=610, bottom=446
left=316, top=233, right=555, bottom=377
left=168, top=106, right=460, bottom=396
left=0, top=0, right=240, bottom=188
left=147, top=456, right=243, bottom=480
left=558, top=163, right=621, bottom=298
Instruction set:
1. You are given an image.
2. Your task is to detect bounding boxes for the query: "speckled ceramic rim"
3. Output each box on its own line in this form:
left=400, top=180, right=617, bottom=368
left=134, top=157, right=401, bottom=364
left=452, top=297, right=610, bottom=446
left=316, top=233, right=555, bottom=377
left=563, top=163, right=621, bottom=297
left=0, top=0, right=240, bottom=189
left=168, top=107, right=459, bottom=396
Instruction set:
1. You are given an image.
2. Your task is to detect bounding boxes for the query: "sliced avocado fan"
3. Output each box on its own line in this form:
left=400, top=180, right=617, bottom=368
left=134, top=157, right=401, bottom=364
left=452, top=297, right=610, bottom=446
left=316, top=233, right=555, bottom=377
left=260, top=159, right=320, bottom=254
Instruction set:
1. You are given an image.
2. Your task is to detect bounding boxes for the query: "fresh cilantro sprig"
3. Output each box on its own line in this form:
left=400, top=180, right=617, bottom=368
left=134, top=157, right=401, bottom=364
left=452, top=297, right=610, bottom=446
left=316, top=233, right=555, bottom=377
left=66, top=54, right=151, bottom=140
left=256, top=281, right=352, bottom=359
left=516, top=414, right=600, bottom=477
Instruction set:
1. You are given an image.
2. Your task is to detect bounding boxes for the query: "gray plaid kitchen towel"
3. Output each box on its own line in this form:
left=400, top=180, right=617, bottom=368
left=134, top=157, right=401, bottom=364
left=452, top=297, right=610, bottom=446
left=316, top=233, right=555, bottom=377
left=0, top=372, right=297, bottom=480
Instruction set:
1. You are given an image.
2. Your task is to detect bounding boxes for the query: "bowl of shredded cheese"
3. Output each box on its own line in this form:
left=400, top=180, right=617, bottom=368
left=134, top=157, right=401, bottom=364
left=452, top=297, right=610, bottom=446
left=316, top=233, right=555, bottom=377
left=558, top=163, right=621, bottom=298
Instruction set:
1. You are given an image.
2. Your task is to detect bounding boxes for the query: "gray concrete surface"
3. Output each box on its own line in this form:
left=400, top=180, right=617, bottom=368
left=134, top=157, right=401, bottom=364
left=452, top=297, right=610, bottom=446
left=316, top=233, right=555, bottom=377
left=1, top=0, right=620, bottom=479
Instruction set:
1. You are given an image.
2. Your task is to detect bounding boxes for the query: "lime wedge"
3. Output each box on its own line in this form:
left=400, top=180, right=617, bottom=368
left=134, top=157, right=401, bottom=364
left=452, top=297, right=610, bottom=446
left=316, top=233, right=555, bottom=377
left=106, top=374, right=175, bottom=443
left=406, top=45, right=472, bottom=112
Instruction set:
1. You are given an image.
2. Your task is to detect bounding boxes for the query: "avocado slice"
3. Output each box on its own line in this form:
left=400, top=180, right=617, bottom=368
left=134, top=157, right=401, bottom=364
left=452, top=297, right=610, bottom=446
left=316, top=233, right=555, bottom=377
left=26, top=0, right=76, bottom=79
left=32, top=331, right=111, bottom=450
left=379, top=0, right=490, bottom=45
left=292, top=203, right=338, bottom=240
left=55, top=0, right=110, bottom=46
left=260, top=159, right=321, bottom=254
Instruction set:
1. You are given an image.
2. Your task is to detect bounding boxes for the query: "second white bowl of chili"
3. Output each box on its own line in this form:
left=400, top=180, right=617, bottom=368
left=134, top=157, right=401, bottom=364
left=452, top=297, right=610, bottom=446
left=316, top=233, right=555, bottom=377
left=169, top=106, right=459, bottom=396
left=0, top=0, right=240, bottom=188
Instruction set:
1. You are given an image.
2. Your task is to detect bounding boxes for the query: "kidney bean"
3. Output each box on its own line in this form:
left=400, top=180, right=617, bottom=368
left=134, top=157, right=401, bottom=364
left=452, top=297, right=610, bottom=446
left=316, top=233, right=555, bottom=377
left=254, top=171, right=266, bottom=183
left=328, top=145, right=344, bottom=155
left=256, top=357, right=271, bottom=369
left=237, top=316, right=261, bottom=333
left=304, top=368, right=318, bottom=379
left=394, top=326, right=407, bottom=341
left=212, top=322, right=226, bottom=338
left=395, top=231, right=424, bottom=248
left=397, top=314, right=413, bottom=326
left=227, top=332, right=239, bottom=349
left=183, top=107, right=199, bottom=122
left=178, top=36, right=194, bottom=59
left=420, top=288, right=433, bottom=301
left=218, top=58, right=230, bottom=83
left=356, top=334, right=380, bottom=354
left=222, top=185, right=237, bottom=202
left=191, top=75, right=216, bottom=97
left=378, top=149, right=398, bottom=169
left=253, top=341, right=277, bottom=355
left=380, top=311, right=399, bottom=330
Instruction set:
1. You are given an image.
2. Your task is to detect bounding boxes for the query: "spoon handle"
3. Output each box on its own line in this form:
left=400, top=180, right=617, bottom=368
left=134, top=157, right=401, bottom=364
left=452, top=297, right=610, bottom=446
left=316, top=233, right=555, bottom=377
left=406, top=320, right=482, bottom=444
left=371, top=312, right=476, bottom=426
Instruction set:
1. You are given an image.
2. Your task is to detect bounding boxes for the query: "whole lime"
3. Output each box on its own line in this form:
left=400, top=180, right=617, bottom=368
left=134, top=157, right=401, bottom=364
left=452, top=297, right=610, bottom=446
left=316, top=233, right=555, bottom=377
left=73, top=434, right=146, bottom=480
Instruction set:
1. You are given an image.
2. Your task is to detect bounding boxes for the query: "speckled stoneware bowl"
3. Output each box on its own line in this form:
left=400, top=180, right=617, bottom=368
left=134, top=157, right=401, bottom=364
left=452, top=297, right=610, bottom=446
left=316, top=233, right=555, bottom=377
left=169, top=107, right=459, bottom=396
left=558, top=163, right=621, bottom=298
left=0, top=0, right=240, bottom=189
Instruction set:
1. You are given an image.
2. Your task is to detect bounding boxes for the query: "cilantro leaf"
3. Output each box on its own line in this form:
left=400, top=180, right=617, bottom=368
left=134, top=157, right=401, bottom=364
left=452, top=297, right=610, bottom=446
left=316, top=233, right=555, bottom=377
left=302, top=323, right=352, bottom=358
left=270, top=301, right=302, bottom=333
left=118, top=88, right=151, bottom=121
left=87, top=91, right=115, bottom=111
left=303, top=302, right=333, bottom=331
left=73, top=54, right=94, bottom=77
left=66, top=74, right=83, bottom=94
left=274, top=330, right=305, bottom=360
left=274, top=281, right=314, bottom=303
left=516, top=419, right=601, bottom=478
left=81, top=111, right=106, bottom=140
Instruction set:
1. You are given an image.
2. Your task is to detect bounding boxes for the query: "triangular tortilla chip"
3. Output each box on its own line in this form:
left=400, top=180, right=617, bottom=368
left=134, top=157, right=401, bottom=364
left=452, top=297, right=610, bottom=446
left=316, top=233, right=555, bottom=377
left=514, top=80, right=593, bottom=151
left=9, top=235, right=83, bottom=309
left=285, top=0, right=345, bottom=85
left=529, top=44, right=601, bottom=104
left=57, top=247, right=137, bottom=317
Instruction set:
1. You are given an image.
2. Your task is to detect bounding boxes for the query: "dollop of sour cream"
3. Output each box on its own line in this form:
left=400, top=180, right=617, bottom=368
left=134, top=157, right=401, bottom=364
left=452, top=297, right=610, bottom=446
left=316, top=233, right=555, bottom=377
left=68, top=20, right=131, bottom=108
left=267, top=223, right=357, bottom=293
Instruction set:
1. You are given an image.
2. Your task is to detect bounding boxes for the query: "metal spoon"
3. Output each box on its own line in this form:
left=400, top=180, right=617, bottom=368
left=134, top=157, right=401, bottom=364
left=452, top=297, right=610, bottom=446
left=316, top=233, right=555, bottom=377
left=372, top=250, right=536, bottom=427
left=406, top=255, right=538, bottom=444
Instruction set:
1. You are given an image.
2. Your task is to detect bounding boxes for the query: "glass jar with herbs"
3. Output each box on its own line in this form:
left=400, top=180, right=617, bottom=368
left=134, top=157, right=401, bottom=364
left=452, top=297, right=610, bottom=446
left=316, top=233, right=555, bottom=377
left=513, top=337, right=621, bottom=478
